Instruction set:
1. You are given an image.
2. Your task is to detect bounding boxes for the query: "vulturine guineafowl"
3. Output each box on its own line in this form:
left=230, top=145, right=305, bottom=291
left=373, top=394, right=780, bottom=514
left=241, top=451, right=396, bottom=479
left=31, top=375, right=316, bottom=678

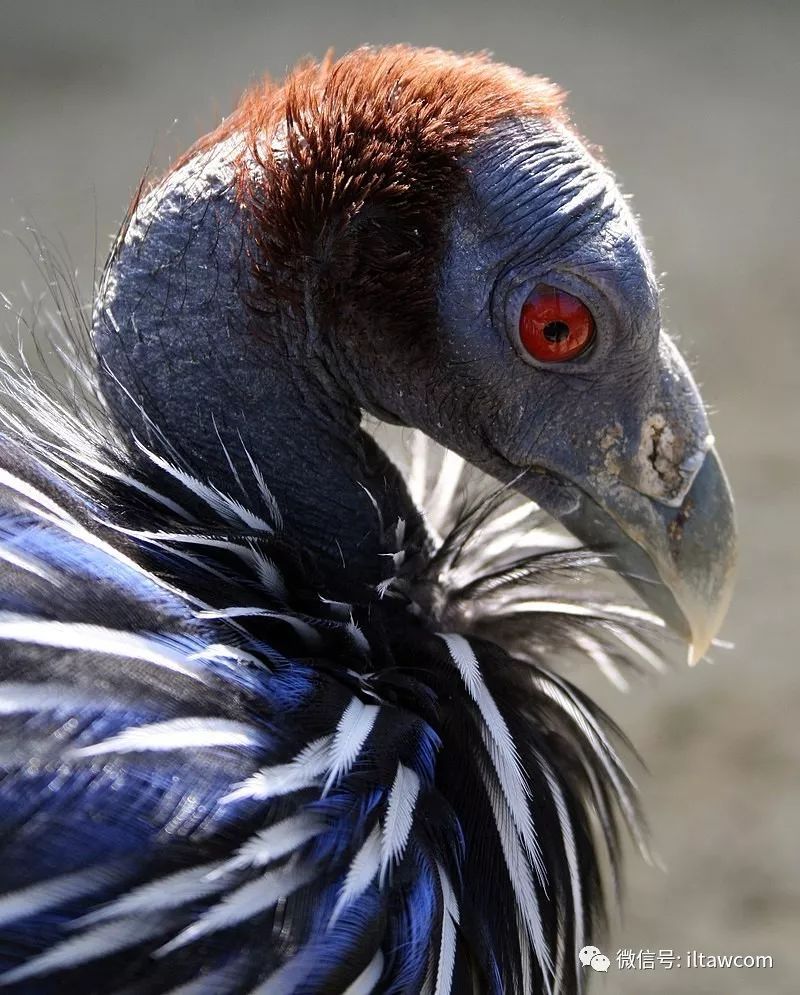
left=0, top=46, right=736, bottom=994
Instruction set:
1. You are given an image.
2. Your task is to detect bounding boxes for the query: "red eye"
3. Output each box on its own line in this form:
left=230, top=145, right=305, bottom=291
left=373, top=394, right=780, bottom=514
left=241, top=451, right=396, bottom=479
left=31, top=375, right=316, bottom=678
left=518, top=284, right=595, bottom=363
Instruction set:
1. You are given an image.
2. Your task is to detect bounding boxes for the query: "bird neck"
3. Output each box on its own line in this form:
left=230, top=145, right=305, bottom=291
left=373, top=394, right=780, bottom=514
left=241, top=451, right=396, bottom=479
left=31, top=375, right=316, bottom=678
left=99, top=319, right=424, bottom=597
left=194, top=343, right=424, bottom=594
left=93, top=151, right=425, bottom=597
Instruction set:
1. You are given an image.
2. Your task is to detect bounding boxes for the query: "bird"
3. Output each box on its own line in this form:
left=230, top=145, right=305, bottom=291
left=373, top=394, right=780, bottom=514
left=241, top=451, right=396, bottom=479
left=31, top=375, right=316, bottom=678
left=0, top=46, right=736, bottom=994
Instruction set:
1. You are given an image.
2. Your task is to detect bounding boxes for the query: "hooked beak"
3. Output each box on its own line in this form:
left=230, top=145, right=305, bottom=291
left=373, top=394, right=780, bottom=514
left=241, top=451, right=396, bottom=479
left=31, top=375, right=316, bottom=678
left=514, top=335, right=737, bottom=664
left=557, top=446, right=736, bottom=664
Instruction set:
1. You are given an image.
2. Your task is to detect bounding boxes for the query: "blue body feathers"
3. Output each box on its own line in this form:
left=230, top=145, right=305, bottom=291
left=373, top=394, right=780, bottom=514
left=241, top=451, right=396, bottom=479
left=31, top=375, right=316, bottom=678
left=0, top=370, right=652, bottom=993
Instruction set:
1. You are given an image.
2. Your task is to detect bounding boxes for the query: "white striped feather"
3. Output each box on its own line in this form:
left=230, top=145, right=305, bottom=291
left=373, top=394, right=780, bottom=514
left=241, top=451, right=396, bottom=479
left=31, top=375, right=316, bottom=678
left=123, top=537, right=233, bottom=589
left=516, top=907, right=534, bottom=995
left=346, top=621, right=371, bottom=656
left=11, top=503, right=210, bottom=614
left=509, top=599, right=662, bottom=627
left=197, top=606, right=321, bottom=647
left=111, top=530, right=250, bottom=556
left=212, top=416, right=249, bottom=502
left=477, top=500, right=537, bottom=538
left=76, top=861, right=229, bottom=926
left=534, top=752, right=584, bottom=995
left=0, top=467, right=76, bottom=524
left=213, top=815, right=324, bottom=877
left=222, top=736, right=332, bottom=805
left=0, top=542, right=56, bottom=582
left=318, top=596, right=353, bottom=620
left=239, top=437, right=284, bottom=531
left=571, top=631, right=630, bottom=692
left=247, top=547, right=287, bottom=600
left=552, top=909, right=567, bottom=995
left=0, top=916, right=166, bottom=984
left=438, top=633, right=546, bottom=884
left=156, top=862, right=316, bottom=955
left=375, top=576, right=396, bottom=599
left=103, top=526, right=287, bottom=600
left=380, top=764, right=420, bottom=885
left=70, top=717, right=262, bottom=758
left=433, top=862, right=459, bottom=995
left=329, top=824, right=382, bottom=925
left=135, top=441, right=273, bottom=533
left=323, top=698, right=380, bottom=795
left=36, top=438, right=198, bottom=523
left=479, top=757, right=553, bottom=994
left=0, top=615, right=208, bottom=683
left=214, top=492, right=275, bottom=534
left=534, top=672, right=632, bottom=784
left=0, top=865, right=121, bottom=927
left=532, top=672, right=649, bottom=858
left=605, top=623, right=667, bottom=674
left=188, top=643, right=265, bottom=670
left=195, top=605, right=268, bottom=619
left=471, top=528, right=545, bottom=569
left=20, top=449, right=93, bottom=494
left=0, top=681, right=115, bottom=716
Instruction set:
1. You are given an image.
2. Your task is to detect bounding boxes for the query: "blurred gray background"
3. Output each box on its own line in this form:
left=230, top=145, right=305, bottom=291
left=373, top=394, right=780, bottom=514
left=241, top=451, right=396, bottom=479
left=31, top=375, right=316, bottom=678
left=1, top=1, right=797, bottom=991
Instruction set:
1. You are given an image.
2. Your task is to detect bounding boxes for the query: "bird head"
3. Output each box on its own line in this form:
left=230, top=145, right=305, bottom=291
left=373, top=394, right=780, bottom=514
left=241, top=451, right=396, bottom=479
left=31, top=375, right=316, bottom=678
left=96, top=46, right=736, bottom=662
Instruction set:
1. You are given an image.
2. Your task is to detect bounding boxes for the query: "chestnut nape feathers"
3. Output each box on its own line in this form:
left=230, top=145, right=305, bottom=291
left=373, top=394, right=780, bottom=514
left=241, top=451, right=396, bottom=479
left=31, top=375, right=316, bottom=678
left=0, top=45, right=735, bottom=995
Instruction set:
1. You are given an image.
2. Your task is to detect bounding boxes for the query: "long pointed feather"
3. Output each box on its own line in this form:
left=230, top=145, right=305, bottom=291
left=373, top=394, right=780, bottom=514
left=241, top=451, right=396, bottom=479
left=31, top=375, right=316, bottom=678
left=330, top=825, right=382, bottom=925
left=380, top=764, right=420, bottom=885
left=0, top=917, right=166, bottom=984
left=439, top=633, right=546, bottom=884
left=0, top=866, right=121, bottom=928
left=157, top=863, right=315, bottom=955
left=324, top=698, right=380, bottom=794
left=433, top=863, right=459, bottom=995
left=71, top=718, right=262, bottom=758
left=0, top=615, right=208, bottom=683
left=77, top=862, right=229, bottom=926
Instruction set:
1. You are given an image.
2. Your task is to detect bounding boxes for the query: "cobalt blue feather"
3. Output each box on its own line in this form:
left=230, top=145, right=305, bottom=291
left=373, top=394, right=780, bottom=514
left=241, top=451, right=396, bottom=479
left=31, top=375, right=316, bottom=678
left=0, top=347, right=656, bottom=994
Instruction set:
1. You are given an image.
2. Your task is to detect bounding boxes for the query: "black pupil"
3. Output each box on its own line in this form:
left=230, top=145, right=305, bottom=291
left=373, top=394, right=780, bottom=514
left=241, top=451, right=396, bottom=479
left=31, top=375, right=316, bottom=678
left=543, top=320, right=570, bottom=343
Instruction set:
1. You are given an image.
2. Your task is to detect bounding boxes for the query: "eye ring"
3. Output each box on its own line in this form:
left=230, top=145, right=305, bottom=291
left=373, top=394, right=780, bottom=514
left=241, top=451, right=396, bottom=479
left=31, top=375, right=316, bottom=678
left=518, top=284, right=596, bottom=363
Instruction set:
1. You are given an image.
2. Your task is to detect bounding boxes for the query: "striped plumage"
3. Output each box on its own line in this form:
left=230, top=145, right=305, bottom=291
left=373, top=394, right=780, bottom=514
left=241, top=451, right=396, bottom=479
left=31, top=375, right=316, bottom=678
left=0, top=399, right=644, bottom=994
left=0, top=46, right=734, bottom=994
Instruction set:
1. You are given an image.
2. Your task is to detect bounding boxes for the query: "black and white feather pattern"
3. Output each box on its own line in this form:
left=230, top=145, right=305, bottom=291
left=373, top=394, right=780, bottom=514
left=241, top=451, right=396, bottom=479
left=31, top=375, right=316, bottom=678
left=0, top=285, right=663, bottom=994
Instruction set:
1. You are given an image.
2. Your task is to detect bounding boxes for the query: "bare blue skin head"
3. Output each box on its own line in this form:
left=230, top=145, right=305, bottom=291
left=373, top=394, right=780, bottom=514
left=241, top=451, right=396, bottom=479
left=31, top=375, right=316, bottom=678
left=432, top=119, right=735, bottom=656
left=94, top=115, right=735, bottom=657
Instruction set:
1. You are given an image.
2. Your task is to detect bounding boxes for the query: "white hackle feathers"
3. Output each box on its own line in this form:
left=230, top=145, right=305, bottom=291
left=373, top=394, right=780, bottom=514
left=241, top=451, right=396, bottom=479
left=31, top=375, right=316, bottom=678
left=330, top=825, right=383, bottom=925
left=0, top=615, right=209, bottom=683
left=434, top=863, right=460, bottom=995
left=0, top=867, right=122, bottom=928
left=0, top=299, right=653, bottom=994
left=324, top=698, right=381, bottom=794
left=380, top=764, right=421, bottom=884
left=70, top=718, right=263, bottom=758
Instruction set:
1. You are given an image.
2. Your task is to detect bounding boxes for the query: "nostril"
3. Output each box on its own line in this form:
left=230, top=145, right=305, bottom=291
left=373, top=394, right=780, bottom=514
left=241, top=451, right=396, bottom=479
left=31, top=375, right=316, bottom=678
left=627, top=413, right=698, bottom=505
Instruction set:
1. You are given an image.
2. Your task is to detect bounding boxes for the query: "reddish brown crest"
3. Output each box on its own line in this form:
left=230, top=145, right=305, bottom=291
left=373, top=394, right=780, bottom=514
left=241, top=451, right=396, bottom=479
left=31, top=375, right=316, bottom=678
left=178, top=46, right=567, bottom=339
